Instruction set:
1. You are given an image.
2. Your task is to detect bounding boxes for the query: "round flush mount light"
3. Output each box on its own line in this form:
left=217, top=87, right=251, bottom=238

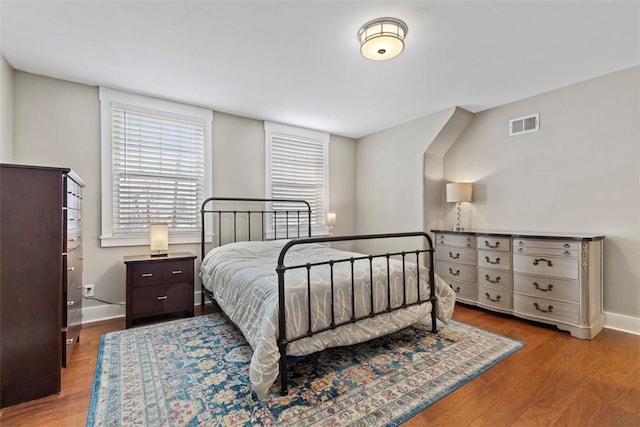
left=358, top=17, right=408, bottom=61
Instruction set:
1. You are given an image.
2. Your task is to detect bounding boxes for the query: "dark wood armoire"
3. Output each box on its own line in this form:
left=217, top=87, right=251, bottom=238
left=0, top=164, right=84, bottom=407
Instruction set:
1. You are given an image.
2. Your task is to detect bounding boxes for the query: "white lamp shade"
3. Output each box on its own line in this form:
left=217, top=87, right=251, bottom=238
left=149, top=223, right=168, bottom=255
left=327, top=212, right=337, bottom=227
left=446, top=183, right=473, bottom=203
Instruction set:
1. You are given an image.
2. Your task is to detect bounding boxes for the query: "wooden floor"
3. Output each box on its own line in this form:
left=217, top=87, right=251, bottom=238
left=1, top=304, right=638, bottom=426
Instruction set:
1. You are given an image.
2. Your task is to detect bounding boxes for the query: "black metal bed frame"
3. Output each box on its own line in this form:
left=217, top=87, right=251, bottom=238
left=200, top=197, right=437, bottom=396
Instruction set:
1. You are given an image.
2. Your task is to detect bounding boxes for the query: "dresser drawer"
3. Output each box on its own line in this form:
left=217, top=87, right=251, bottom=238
left=478, top=286, right=513, bottom=310
left=513, top=254, right=579, bottom=280
left=161, top=260, right=194, bottom=284
left=130, top=282, right=194, bottom=318
left=435, top=261, right=477, bottom=283
left=512, top=239, right=579, bottom=257
left=445, top=279, right=477, bottom=302
left=435, top=233, right=476, bottom=249
left=436, top=246, right=476, bottom=265
left=477, top=236, right=511, bottom=252
left=129, top=262, right=163, bottom=287
left=478, top=268, right=513, bottom=291
left=66, top=246, right=83, bottom=288
left=514, top=273, right=579, bottom=303
left=478, top=249, right=511, bottom=271
left=514, top=294, right=579, bottom=324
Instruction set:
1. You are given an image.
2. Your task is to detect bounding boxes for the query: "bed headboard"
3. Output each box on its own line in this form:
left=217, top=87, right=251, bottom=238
left=200, top=197, right=312, bottom=259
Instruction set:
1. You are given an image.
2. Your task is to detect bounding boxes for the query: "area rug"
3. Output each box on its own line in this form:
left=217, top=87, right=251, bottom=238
left=87, top=313, right=523, bottom=426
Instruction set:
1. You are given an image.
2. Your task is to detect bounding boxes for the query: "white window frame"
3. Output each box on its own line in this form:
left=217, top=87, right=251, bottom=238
left=99, top=87, right=213, bottom=247
left=265, top=121, right=330, bottom=237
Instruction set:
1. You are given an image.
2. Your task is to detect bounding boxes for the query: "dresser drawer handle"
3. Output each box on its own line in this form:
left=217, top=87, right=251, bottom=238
left=157, top=295, right=168, bottom=300
left=533, top=282, right=553, bottom=292
left=172, top=270, right=183, bottom=274
left=67, top=266, right=75, bottom=272
left=451, top=285, right=461, bottom=293
left=485, top=293, right=501, bottom=303
left=141, top=273, right=153, bottom=277
left=466, top=243, right=471, bottom=248
left=66, top=338, right=74, bottom=345
left=533, top=258, right=553, bottom=267
left=448, top=251, right=460, bottom=260
left=563, top=251, right=570, bottom=256
left=563, top=243, right=570, bottom=248
left=517, top=248, right=523, bottom=253
left=448, top=268, right=461, bottom=276
left=67, top=300, right=75, bottom=306
left=485, top=274, right=501, bottom=284
left=534, top=302, right=553, bottom=313
left=484, top=240, right=500, bottom=249
left=485, top=256, right=501, bottom=265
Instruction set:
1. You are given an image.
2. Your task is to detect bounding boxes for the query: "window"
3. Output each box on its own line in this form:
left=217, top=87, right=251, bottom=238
left=265, top=121, right=329, bottom=235
left=100, top=88, right=212, bottom=247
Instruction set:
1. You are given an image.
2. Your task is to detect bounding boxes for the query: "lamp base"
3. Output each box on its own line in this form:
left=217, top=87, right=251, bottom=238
left=150, top=252, right=168, bottom=257
left=452, top=225, right=463, bottom=232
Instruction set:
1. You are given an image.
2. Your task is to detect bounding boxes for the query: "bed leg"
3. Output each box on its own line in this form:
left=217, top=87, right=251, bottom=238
left=431, top=305, right=438, bottom=333
left=279, top=342, right=288, bottom=396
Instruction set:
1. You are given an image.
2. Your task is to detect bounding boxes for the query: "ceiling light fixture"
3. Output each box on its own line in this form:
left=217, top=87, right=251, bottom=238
left=358, top=17, right=408, bottom=61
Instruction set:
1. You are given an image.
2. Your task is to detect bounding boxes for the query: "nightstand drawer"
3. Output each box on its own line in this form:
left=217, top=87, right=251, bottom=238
left=130, top=282, right=193, bottom=318
left=129, top=262, right=163, bottom=287
left=162, top=260, right=193, bottom=284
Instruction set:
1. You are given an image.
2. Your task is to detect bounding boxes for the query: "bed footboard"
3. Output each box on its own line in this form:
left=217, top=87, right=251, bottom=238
left=276, top=232, right=436, bottom=396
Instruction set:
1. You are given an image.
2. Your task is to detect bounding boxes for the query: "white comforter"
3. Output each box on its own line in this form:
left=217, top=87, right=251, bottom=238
left=200, top=239, right=455, bottom=399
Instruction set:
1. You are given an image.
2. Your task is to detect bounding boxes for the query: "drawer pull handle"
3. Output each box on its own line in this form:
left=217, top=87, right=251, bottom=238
left=157, top=295, right=168, bottom=300
left=484, top=240, right=500, bottom=249
left=533, top=282, right=553, bottom=292
left=172, top=270, right=183, bottom=274
left=563, top=243, right=570, bottom=248
left=142, top=273, right=153, bottom=277
left=517, top=248, right=523, bottom=253
left=485, top=256, right=501, bottom=265
left=66, top=338, right=74, bottom=345
left=534, top=302, right=553, bottom=313
left=485, top=274, right=501, bottom=284
left=518, top=241, right=524, bottom=246
left=67, top=300, right=75, bottom=306
left=67, top=267, right=75, bottom=272
left=533, top=258, right=553, bottom=267
left=485, top=293, right=501, bottom=303
left=563, top=251, right=570, bottom=256
left=448, top=268, right=461, bottom=276
left=438, top=240, right=444, bottom=245
left=448, top=251, right=460, bottom=260
left=466, top=243, right=471, bottom=248
left=452, top=286, right=461, bottom=293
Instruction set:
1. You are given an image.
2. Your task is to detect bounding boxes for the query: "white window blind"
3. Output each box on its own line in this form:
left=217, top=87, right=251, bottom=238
left=265, top=122, right=329, bottom=234
left=100, top=87, right=213, bottom=247
left=112, top=108, right=204, bottom=235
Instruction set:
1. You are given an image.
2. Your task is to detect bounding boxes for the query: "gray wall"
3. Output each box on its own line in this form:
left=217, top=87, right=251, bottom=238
left=0, top=55, right=13, bottom=162
left=444, top=66, right=639, bottom=318
left=11, top=71, right=357, bottom=320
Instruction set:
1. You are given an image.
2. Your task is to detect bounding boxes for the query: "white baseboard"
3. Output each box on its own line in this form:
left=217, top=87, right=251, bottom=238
left=604, top=311, right=640, bottom=336
left=81, top=291, right=212, bottom=325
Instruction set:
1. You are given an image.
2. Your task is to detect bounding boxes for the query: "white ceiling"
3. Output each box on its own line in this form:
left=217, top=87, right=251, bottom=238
left=1, top=1, right=638, bottom=139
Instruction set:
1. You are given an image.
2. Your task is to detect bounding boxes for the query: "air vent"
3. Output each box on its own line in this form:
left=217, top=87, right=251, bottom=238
left=509, top=113, right=539, bottom=136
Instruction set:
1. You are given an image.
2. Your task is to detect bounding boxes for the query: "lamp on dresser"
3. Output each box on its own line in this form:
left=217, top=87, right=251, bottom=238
left=327, top=212, right=336, bottom=236
left=150, top=223, right=169, bottom=257
left=446, top=182, right=473, bottom=231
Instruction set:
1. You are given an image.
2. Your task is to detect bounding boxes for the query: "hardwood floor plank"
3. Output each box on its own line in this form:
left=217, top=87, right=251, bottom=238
left=0, top=304, right=638, bottom=426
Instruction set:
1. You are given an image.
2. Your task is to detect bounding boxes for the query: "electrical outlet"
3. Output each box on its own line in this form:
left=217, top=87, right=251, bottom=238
left=83, top=284, right=95, bottom=297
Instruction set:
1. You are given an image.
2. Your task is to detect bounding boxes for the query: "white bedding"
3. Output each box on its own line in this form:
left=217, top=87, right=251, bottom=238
left=200, top=239, right=456, bottom=399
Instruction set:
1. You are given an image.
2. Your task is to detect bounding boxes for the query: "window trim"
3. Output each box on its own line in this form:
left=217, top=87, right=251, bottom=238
left=99, top=87, right=213, bottom=247
left=264, top=121, right=330, bottom=236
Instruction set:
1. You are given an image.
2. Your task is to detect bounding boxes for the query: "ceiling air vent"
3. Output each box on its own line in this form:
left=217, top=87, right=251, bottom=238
left=509, top=113, right=539, bottom=136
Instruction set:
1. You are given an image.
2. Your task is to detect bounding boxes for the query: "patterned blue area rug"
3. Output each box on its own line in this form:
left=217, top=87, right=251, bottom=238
left=87, top=313, right=523, bottom=426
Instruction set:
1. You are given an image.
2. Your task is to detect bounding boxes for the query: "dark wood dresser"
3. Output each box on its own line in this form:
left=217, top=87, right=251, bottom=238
left=0, top=164, right=85, bottom=407
left=124, top=252, right=196, bottom=328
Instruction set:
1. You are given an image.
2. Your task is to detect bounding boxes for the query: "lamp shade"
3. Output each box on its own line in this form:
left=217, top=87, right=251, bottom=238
left=446, top=183, right=473, bottom=203
left=149, top=223, right=168, bottom=256
left=327, top=212, right=337, bottom=227
left=358, top=17, right=408, bottom=61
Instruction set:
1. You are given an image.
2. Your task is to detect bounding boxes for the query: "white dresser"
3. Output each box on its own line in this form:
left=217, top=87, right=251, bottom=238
left=433, top=229, right=605, bottom=339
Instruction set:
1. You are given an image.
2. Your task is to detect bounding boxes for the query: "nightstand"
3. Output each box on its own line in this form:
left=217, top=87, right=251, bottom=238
left=124, top=252, right=197, bottom=328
